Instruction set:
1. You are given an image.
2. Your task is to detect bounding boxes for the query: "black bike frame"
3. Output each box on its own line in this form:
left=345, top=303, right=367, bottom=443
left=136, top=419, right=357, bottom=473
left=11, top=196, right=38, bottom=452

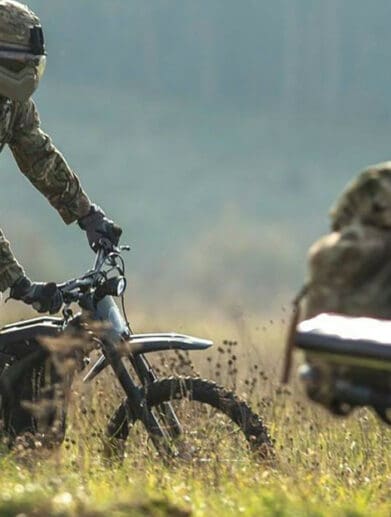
left=69, top=249, right=212, bottom=451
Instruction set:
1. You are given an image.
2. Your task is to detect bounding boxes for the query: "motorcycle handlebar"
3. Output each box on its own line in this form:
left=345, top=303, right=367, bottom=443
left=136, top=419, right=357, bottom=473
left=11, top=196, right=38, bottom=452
left=58, top=242, right=130, bottom=304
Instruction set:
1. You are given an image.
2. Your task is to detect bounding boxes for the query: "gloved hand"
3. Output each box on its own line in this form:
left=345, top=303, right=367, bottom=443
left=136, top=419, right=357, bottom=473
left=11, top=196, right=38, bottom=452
left=10, top=276, right=63, bottom=314
left=78, top=204, right=122, bottom=252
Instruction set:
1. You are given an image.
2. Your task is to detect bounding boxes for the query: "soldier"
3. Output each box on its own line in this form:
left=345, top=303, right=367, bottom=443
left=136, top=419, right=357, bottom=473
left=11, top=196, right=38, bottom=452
left=0, top=0, right=122, bottom=313
left=303, top=162, right=391, bottom=320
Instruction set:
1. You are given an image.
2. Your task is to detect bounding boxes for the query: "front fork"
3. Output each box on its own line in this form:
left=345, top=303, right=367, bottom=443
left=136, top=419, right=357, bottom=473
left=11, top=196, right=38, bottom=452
left=100, top=337, right=176, bottom=455
left=130, top=354, right=182, bottom=437
left=87, top=296, right=181, bottom=449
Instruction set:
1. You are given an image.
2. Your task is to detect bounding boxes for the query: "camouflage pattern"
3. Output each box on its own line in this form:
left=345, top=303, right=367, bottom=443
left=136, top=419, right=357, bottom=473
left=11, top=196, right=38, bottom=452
left=304, top=163, right=391, bottom=320
left=330, top=162, right=391, bottom=231
left=0, top=229, right=24, bottom=292
left=304, top=224, right=391, bottom=319
left=10, top=99, right=91, bottom=223
left=0, top=96, right=91, bottom=291
left=0, top=2, right=46, bottom=102
left=0, top=2, right=91, bottom=292
left=0, top=1, right=39, bottom=50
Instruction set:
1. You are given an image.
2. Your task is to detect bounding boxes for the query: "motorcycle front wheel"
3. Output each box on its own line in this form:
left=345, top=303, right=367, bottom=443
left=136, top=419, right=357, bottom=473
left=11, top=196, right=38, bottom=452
left=106, top=376, right=273, bottom=462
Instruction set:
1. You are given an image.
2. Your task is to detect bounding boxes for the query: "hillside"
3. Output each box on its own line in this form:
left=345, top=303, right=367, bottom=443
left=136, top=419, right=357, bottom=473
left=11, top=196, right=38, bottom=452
left=2, top=1, right=391, bottom=313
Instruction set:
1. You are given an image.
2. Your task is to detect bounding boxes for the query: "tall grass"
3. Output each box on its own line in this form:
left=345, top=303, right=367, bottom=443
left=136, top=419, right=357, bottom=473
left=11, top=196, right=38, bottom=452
left=0, top=308, right=389, bottom=516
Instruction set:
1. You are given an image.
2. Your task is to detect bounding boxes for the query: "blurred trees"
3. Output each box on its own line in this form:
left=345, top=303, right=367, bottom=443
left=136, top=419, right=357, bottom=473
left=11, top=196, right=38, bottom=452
left=13, top=0, right=391, bottom=310
left=29, top=0, right=391, bottom=119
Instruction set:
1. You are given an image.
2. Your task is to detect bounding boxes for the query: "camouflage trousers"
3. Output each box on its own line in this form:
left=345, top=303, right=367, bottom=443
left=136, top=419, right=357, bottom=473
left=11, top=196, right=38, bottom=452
left=0, top=229, right=24, bottom=292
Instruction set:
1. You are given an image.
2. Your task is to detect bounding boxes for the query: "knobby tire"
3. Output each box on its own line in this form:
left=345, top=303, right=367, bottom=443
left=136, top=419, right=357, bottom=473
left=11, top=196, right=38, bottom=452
left=107, top=376, right=273, bottom=460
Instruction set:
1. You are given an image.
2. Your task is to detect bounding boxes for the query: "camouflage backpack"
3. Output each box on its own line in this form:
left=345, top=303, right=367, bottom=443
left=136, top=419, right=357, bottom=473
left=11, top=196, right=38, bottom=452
left=303, top=162, right=391, bottom=320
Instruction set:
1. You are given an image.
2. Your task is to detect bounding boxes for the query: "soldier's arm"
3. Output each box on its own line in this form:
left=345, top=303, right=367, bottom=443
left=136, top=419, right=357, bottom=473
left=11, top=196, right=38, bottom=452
left=8, top=99, right=91, bottom=224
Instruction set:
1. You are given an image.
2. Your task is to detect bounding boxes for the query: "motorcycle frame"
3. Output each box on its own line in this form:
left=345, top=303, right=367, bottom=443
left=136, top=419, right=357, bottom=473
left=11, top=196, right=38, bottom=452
left=0, top=247, right=213, bottom=452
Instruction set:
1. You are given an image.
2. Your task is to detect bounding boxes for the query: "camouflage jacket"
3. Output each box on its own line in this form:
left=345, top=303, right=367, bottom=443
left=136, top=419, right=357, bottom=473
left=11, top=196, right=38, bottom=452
left=0, top=96, right=91, bottom=291
left=5, top=97, right=91, bottom=223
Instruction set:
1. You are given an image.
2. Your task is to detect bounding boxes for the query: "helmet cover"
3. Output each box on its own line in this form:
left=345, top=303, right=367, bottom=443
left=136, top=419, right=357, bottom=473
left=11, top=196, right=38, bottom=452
left=0, top=1, right=46, bottom=101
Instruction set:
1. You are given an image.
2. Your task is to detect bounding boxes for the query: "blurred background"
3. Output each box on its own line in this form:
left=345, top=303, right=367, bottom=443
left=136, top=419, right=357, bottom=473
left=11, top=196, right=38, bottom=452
left=2, top=0, right=391, bottom=319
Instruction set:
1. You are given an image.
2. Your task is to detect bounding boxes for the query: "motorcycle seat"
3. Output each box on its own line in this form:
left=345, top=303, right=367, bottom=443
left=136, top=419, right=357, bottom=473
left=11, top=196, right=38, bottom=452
left=296, top=313, right=391, bottom=362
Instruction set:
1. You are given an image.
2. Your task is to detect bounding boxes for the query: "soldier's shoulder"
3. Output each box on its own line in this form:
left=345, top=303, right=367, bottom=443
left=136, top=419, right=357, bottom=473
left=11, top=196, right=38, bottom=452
left=330, top=162, right=391, bottom=229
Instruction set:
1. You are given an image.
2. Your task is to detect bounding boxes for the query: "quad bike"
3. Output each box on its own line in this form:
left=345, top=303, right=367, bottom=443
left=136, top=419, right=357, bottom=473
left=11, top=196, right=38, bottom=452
left=0, top=242, right=272, bottom=460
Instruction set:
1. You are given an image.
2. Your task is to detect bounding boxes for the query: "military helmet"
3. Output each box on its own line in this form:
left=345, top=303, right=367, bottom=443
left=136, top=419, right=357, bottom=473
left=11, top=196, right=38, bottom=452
left=0, top=0, right=46, bottom=102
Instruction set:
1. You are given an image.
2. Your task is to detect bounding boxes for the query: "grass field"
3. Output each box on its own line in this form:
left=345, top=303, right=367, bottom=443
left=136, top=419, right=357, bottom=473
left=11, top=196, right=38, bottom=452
left=0, top=310, right=390, bottom=517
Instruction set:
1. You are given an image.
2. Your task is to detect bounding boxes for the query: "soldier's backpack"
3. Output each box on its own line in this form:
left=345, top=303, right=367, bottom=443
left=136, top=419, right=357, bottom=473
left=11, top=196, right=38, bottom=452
left=302, top=162, right=391, bottom=320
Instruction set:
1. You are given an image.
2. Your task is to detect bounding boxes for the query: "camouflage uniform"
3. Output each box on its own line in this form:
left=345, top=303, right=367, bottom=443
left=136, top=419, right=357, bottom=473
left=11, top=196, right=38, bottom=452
left=330, top=162, right=391, bottom=231
left=0, top=2, right=118, bottom=298
left=303, top=162, right=391, bottom=320
left=0, top=96, right=91, bottom=291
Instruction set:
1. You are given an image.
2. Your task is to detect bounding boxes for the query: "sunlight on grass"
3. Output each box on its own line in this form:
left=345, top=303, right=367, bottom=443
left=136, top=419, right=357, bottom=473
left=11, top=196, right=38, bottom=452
left=0, top=308, right=389, bottom=516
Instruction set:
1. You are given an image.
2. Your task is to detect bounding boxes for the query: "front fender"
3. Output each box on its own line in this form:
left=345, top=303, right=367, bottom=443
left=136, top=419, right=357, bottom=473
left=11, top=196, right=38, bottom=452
left=128, top=333, right=213, bottom=354
left=83, top=333, right=213, bottom=382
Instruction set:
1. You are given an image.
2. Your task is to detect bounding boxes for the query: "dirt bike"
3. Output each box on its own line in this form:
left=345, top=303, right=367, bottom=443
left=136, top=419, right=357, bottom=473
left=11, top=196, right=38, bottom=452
left=283, top=311, right=391, bottom=425
left=0, top=242, right=272, bottom=460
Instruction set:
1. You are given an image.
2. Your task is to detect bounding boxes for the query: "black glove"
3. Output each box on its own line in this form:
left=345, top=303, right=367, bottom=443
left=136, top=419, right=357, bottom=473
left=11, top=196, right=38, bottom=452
left=10, top=276, right=63, bottom=314
left=78, top=204, right=122, bottom=252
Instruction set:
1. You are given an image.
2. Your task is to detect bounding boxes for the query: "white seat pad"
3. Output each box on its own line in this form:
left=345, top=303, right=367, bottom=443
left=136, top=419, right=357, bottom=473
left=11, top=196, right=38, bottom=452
left=298, top=313, right=391, bottom=346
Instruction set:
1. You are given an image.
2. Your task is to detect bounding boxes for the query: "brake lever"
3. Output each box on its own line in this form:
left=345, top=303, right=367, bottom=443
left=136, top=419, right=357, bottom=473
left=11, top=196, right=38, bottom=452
left=96, top=238, right=130, bottom=253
